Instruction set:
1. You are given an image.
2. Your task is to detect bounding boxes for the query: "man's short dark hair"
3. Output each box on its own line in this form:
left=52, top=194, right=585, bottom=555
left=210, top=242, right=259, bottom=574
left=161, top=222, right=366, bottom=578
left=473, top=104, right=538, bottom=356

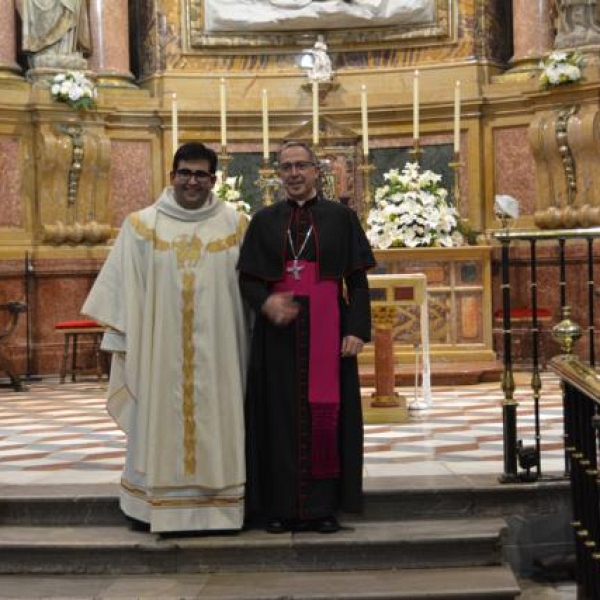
left=172, top=143, right=218, bottom=174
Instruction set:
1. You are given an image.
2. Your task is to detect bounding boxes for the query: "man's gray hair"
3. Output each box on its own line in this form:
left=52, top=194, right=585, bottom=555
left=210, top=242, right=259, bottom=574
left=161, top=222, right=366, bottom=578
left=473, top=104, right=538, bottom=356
left=277, top=141, right=319, bottom=166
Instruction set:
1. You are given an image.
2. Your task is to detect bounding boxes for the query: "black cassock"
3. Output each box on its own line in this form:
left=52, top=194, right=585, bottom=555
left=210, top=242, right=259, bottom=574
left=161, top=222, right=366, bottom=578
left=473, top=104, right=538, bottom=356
left=237, top=195, right=376, bottom=524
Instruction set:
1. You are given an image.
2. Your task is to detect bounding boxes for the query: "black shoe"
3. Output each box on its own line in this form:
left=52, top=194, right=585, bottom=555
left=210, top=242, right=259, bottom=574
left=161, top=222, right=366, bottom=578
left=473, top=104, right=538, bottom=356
left=314, top=516, right=340, bottom=534
left=290, top=519, right=311, bottom=532
left=126, top=517, right=150, bottom=532
left=265, top=519, right=288, bottom=534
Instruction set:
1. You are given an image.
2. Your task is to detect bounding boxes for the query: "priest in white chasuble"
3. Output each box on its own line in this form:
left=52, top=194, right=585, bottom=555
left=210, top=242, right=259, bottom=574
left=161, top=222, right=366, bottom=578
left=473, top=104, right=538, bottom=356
left=83, top=143, right=250, bottom=534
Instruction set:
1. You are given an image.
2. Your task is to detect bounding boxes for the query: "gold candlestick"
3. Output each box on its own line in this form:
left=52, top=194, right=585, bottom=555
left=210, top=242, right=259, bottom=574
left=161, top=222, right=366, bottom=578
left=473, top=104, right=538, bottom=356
left=219, top=148, right=232, bottom=179
left=410, top=138, right=423, bottom=163
left=358, top=159, right=376, bottom=228
left=255, top=158, right=280, bottom=207
left=449, top=150, right=461, bottom=210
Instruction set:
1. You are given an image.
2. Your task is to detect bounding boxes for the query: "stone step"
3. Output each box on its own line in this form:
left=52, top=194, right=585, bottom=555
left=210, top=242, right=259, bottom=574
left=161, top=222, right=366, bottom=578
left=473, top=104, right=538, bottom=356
left=0, top=476, right=571, bottom=526
left=0, top=519, right=506, bottom=575
left=0, top=566, right=521, bottom=599
left=362, top=474, right=571, bottom=522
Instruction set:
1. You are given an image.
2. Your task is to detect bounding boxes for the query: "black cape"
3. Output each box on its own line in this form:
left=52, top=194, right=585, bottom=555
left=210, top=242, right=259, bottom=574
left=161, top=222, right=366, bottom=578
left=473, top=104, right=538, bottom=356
left=238, top=197, right=376, bottom=523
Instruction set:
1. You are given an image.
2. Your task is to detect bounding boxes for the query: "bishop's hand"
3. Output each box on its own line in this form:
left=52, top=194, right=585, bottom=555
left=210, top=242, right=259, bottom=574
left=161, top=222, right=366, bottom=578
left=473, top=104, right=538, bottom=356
left=262, top=291, right=300, bottom=326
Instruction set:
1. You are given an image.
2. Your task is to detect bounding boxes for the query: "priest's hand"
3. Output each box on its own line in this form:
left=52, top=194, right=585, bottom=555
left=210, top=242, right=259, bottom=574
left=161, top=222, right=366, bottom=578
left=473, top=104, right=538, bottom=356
left=262, top=291, right=299, bottom=326
left=341, top=335, right=365, bottom=357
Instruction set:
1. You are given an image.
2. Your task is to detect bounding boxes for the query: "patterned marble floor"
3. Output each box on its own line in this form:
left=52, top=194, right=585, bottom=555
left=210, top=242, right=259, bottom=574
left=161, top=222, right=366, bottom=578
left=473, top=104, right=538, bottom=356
left=0, top=371, right=566, bottom=485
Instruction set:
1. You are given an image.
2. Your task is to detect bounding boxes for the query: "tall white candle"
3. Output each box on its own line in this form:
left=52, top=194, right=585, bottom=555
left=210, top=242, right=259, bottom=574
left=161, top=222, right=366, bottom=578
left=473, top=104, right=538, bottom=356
left=361, top=85, right=369, bottom=157
left=413, top=70, right=419, bottom=141
left=220, top=78, right=227, bottom=148
left=453, top=80, right=461, bottom=154
left=262, top=89, right=270, bottom=161
left=171, top=92, right=178, bottom=154
left=312, top=80, right=319, bottom=147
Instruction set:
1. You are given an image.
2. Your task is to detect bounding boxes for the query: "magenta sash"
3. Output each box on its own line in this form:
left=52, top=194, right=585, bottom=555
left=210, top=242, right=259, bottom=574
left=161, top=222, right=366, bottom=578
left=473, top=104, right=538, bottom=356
left=273, top=260, right=340, bottom=479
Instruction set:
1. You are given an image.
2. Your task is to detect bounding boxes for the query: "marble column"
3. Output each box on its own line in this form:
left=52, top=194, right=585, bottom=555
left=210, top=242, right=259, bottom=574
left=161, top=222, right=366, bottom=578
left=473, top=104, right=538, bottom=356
left=508, top=0, right=553, bottom=74
left=0, top=0, right=22, bottom=79
left=88, top=0, right=136, bottom=87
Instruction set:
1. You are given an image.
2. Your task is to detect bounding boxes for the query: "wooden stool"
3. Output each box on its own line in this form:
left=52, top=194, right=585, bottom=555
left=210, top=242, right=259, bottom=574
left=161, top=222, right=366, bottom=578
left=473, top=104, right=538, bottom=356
left=54, top=319, right=107, bottom=383
left=493, top=307, right=553, bottom=368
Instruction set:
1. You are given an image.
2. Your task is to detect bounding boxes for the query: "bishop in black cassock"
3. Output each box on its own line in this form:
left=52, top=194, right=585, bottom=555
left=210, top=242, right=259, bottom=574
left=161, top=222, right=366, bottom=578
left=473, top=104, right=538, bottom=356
left=237, top=141, right=375, bottom=534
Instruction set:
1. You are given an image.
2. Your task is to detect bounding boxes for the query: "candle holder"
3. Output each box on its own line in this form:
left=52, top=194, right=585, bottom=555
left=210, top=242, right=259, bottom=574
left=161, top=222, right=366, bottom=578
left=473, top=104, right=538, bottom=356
left=410, top=138, right=423, bottom=164
left=219, top=148, right=232, bottom=179
left=358, top=159, right=376, bottom=228
left=449, top=150, right=461, bottom=209
left=255, top=159, right=280, bottom=207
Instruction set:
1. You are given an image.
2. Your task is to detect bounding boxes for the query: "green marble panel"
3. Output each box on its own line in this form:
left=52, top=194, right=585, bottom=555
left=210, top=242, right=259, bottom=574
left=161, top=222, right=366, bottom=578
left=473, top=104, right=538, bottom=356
left=227, top=152, right=269, bottom=214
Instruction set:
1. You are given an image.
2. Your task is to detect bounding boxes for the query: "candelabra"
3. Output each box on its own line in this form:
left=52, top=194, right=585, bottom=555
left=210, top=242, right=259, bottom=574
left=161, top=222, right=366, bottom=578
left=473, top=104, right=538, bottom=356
left=255, top=158, right=280, bottom=207
left=358, top=159, right=375, bottom=228
left=449, top=150, right=461, bottom=209
left=219, top=147, right=232, bottom=179
left=409, top=138, right=423, bottom=164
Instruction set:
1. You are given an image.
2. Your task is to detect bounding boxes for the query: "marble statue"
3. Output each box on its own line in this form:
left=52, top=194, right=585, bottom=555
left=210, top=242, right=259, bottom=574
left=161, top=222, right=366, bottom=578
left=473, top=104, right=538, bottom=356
left=16, top=0, right=91, bottom=69
left=554, top=0, right=600, bottom=48
left=204, top=0, right=435, bottom=33
left=303, top=36, right=333, bottom=82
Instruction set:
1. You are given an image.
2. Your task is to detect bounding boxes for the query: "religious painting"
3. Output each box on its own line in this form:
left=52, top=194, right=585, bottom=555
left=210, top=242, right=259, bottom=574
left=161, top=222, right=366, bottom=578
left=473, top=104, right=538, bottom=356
left=186, top=0, right=451, bottom=52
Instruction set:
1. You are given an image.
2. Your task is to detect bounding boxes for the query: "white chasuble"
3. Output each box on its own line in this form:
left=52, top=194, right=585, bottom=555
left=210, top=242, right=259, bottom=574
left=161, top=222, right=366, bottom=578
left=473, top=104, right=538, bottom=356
left=83, top=188, right=249, bottom=532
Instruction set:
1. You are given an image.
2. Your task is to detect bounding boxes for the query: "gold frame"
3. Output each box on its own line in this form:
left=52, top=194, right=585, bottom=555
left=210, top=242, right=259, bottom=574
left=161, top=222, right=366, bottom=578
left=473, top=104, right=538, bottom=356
left=184, top=0, right=454, bottom=54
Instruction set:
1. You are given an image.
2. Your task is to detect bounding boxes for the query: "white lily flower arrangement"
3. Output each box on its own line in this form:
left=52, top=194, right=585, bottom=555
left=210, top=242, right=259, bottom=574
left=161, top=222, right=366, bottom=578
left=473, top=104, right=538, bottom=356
left=215, top=171, right=251, bottom=215
left=50, top=71, right=96, bottom=110
left=366, top=162, right=461, bottom=249
left=539, top=51, right=583, bottom=89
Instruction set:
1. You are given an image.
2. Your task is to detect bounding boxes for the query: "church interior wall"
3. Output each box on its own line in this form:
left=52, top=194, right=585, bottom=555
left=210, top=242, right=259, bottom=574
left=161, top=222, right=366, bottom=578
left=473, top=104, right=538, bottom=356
left=0, top=0, right=596, bottom=377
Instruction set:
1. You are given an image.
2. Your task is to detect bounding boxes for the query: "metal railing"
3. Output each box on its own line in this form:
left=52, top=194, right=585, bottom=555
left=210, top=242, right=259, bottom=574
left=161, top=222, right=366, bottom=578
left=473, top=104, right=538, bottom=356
left=550, top=355, right=600, bottom=600
left=493, top=227, right=600, bottom=483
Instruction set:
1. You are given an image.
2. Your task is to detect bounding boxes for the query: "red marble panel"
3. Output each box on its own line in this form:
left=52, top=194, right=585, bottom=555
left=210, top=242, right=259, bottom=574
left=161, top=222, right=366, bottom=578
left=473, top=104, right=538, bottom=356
left=458, top=293, right=481, bottom=341
left=0, top=257, right=105, bottom=376
left=0, top=0, right=17, bottom=65
left=0, top=136, right=23, bottom=228
left=109, top=140, right=153, bottom=227
left=494, top=126, right=536, bottom=216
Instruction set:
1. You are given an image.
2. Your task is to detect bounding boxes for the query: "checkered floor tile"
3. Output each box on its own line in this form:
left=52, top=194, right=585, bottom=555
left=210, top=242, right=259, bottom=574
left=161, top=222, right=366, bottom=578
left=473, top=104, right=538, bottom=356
left=0, top=372, right=566, bottom=484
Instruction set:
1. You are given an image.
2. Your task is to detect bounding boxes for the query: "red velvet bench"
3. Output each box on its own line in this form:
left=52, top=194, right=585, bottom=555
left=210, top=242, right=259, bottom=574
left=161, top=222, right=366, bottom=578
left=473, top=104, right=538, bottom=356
left=54, top=319, right=107, bottom=383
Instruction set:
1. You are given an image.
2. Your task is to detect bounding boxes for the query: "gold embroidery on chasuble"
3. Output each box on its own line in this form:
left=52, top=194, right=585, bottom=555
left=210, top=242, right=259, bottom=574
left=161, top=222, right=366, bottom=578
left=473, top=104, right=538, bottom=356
left=121, top=478, right=243, bottom=507
left=130, top=212, right=245, bottom=476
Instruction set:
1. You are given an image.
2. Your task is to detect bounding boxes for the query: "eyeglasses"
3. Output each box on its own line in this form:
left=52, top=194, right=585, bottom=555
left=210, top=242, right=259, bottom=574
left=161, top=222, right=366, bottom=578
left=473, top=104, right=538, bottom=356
left=278, top=161, right=316, bottom=174
left=175, top=169, right=213, bottom=181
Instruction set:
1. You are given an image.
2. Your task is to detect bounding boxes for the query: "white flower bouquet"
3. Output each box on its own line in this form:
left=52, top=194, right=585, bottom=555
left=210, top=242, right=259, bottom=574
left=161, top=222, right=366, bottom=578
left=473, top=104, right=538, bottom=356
left=539, top=51, right=583, bottom=89
left=50, top=71, right=96, bottom=110
left=366, top=162, right=461, bottom=249
left=215, top=171, right=251, bottom=215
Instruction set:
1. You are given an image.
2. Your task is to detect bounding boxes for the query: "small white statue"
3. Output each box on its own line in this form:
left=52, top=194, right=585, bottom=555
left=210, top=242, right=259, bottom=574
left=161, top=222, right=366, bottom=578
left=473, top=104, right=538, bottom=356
left=303, top=36, right=333, bottom=82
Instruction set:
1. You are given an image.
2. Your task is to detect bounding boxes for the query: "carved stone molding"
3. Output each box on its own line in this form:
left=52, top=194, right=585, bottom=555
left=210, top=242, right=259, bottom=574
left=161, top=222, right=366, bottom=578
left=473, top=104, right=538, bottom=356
left=42, top=221, right=113, bottom=246
left=33, top=118, right=111, bottom=245
left=529, top=91, right=600, bottom=228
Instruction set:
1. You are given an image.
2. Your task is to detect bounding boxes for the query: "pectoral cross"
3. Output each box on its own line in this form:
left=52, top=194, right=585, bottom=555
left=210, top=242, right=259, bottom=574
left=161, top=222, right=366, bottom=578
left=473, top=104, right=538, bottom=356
left=287, top=259, right=305, bottom=280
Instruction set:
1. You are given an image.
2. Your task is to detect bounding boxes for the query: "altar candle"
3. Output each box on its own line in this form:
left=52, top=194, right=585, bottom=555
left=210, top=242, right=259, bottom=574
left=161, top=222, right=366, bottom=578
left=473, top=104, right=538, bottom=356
left=312, top=80, right=319, bottom=147
left=262, top=89, right=270, bottom=161
left=361, top=85, right=369, bottom=157
left=413, top=70, right=419, bottom=141
left=220, top=78, right=227, bottom=148
left=453, top=80, right=461, bottom=154
left=171, top=92, right=178, bottom=154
